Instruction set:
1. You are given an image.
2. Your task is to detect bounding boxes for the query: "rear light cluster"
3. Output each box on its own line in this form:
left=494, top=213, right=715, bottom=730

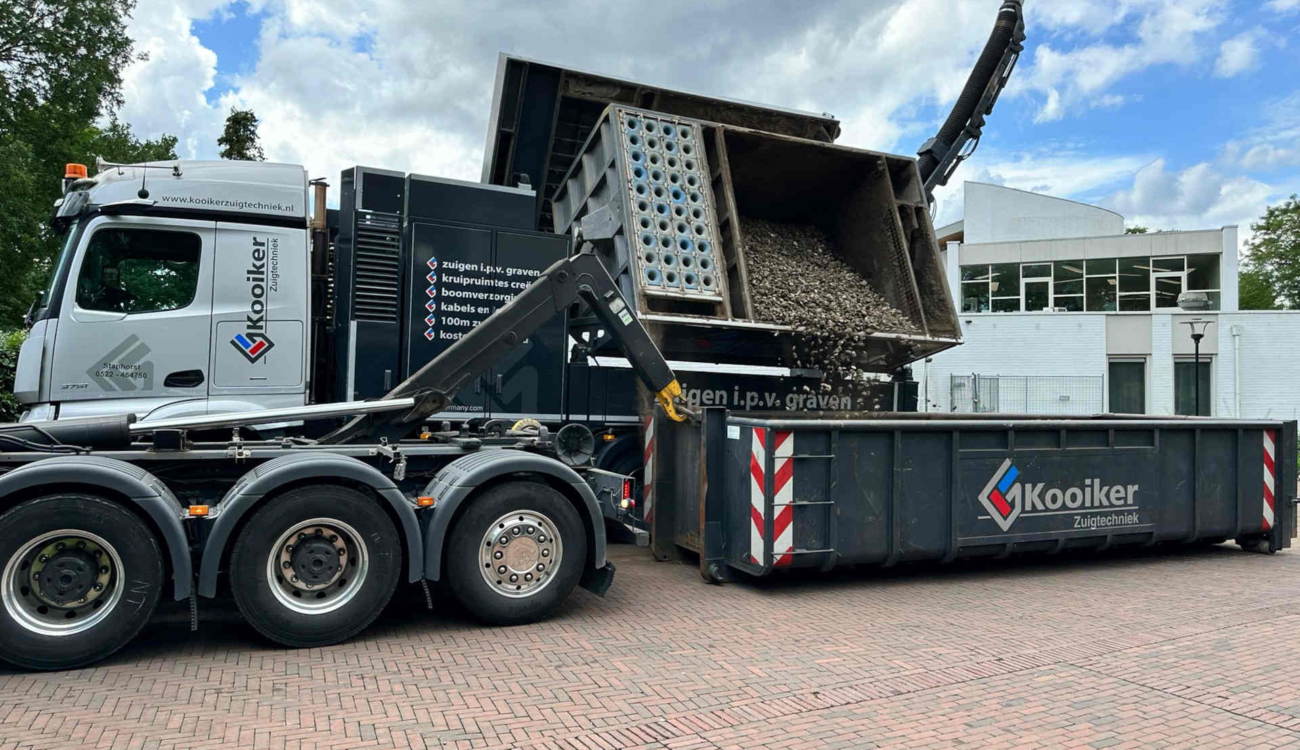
left=620, top=479, right=636, bottom=510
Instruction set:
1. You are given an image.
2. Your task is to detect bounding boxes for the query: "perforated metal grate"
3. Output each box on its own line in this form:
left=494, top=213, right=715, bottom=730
left=620, top=109, right=725, bottom=301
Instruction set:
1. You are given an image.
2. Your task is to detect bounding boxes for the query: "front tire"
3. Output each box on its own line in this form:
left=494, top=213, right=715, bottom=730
left=0, top=494, right=163, bottom=671
left=446, top=481, right=587, bottom=625
left=230, top=485, right=401, bottom=648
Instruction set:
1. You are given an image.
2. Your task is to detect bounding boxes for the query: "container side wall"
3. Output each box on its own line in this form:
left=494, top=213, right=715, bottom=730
left=710, top=416, right=1296, bottom=577
left=898, top=431, right=954, bottom=560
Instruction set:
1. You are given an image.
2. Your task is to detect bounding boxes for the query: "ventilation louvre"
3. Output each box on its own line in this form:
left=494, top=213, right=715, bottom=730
left=352, top=211, right=401, bottom=322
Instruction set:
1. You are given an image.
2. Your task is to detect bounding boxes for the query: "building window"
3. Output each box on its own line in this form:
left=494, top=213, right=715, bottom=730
left=1108, top=360, right=1145, bottom=414
left=990, top=263, right=1019, bottom=311
left=1085, top=259, right=1118, bottom=312
left=1173, top=358, right=1212, bottom=416
left=959, top=251, right=1222, bottom=313
left=76, top=228, right=202, bottom=314
left=1023, top=262, right=1051, bottom=311
left=1185, top=254, right=1220, bottom=310
left=1052, top=261, right=1083, bottom=311
left=1152, top=256, right=1184, bottom=309
left=960, top=265, right=991, bottom=312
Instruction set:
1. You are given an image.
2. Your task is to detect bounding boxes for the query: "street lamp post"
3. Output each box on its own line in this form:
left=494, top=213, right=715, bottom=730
left=1181, top=319, right=1213, bottom=416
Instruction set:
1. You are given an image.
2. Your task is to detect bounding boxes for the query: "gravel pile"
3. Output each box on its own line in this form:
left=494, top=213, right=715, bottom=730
left=742, top=217, right=917, bottom=389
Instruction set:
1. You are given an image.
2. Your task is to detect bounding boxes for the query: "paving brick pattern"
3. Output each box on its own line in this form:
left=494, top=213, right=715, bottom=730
left=2, top=544, right=1300, bottom=749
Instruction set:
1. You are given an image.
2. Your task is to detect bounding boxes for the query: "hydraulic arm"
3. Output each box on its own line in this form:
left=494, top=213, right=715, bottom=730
left=320, top=206, right=688, bottom=445
left=916, top=0, right=1025, bottom=202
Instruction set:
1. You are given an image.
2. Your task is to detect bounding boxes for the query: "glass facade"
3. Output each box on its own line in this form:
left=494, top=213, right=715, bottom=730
left=960, top=254, right=1221, bottom=314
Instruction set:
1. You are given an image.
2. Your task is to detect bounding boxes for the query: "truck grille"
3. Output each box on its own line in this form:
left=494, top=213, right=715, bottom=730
left=352, top=211, right=401, bottom=322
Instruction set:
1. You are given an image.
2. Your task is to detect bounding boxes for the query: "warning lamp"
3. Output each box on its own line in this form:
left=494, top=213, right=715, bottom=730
left=417, top=496, right=435, bottom=507
left=623, top=479, right=633, bottom=500
left=188, top=505, right=210, bottom=517
left=65, top=163, right=88, bottom=180
left=602, top=433, right=616, bottom=442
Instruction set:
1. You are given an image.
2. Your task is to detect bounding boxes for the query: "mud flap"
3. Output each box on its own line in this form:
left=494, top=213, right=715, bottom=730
left=579, top=561, right=617, bottom=596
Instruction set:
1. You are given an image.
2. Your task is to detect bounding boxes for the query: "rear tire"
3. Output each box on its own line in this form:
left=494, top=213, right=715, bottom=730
left=0, top=494, right=163, bottom=671
left=230, top=485, right=401, bottom=648
left=446, top=481, right=586, bottom=625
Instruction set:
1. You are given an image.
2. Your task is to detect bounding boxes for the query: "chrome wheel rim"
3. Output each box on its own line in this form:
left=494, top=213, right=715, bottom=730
left=267, top=518, right=369, bottom=614
left=479, top=511, right=562, bottom=599
left=2, top=529, right=124, bottom=636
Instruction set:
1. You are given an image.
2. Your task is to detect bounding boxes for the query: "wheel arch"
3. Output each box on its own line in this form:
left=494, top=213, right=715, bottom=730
left=196, top=453, right=423, bottom=598
left=0, top=456, right=192, bottom=600
left=421, top=452, right=607, bottom=581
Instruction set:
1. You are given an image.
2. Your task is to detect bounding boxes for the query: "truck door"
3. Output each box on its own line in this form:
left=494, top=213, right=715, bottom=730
left=47, top=216, right=215, bottom=411
left=208, top=222, right=309, bottom=402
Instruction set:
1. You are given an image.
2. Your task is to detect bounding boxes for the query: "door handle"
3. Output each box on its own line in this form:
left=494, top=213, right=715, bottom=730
left=164, top=370, right=205, bottom=388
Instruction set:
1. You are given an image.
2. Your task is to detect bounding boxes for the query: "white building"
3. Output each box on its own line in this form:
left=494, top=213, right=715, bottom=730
left=922, top=182, right=1300, bottom=420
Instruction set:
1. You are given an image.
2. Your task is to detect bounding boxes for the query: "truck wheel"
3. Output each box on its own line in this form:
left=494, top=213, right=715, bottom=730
left=229, top=485, right=400, bottom=648
left=446, top=481, right=587, bottom=625
left=0, top=494, right=163, bottom=671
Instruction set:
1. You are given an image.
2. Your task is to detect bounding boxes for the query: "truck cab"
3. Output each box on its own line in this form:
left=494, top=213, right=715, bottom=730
left=17, top=161, right=312, bottom=423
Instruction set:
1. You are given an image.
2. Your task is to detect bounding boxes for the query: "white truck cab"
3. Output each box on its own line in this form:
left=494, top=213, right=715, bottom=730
left=17, top=160, right=312, bottom=423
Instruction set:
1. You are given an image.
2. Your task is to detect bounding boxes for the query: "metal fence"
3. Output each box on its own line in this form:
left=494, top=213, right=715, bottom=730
left=950, top=374, right=1104, bottom=415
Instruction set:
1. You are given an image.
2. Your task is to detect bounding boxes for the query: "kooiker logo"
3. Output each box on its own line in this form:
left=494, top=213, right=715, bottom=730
left=232, top=332, right=274, bottom=363
left=231, top=236, right=275, bottom=363
left=978, top=458, right=1140, bottom=532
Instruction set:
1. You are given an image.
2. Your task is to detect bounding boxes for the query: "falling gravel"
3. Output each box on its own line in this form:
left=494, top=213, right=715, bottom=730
left=743, top=217, right=917, bottom=390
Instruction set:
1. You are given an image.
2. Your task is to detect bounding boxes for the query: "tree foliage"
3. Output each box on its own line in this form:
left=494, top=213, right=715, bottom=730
left=0, top=0, right=139, bottom=132
left=1241, top=195, right=1300, bottom=309
left=1125, top=225, right=1148, bottom=234
left=218, top=108, right=265, bottom=161
left=1238, top=268, right=1279, bottom=311
left=0, top=0, right=176, bottom=327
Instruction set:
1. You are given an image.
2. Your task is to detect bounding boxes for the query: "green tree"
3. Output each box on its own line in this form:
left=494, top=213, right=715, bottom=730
left=217, top=108, right=265, bottom=161
left=0, top=0, right=177, bottom=327
left=1125, top=225, right=1148, bottom=234
left=1241, top=195, right=1300, bottom=309
left=0, top=0, right=139, bottom=133
left=1238, top=268, right=1279, bottom=310
left=79, top=118, right=179, bottom=165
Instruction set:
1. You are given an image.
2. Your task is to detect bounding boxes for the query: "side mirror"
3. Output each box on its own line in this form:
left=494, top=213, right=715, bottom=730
left=23, top=292, right=43, bottom=329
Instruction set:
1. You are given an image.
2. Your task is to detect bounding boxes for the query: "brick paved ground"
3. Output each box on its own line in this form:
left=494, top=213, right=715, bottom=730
left=2, top=543, right=1300, bottom=750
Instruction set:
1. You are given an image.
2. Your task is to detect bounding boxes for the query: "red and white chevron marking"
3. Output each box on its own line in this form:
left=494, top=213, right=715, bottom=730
left=749, top=429, right=765, bottom=564
left=772, top=431, right=795, bottom=567
left=1263, top=429, right=1277, bottom=531
left=643, top=415, right=655, bottom=526
left=749, top=429, right=794, bottom=566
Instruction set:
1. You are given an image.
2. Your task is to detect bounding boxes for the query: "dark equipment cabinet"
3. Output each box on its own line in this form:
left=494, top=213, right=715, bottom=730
left=336, top=168, right=568, bottom=416
left=332, top=166, right=407, bottom=402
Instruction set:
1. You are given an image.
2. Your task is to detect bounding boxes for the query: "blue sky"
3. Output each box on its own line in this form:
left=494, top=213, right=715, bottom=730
left=116, top=0, right=1300, bottom=245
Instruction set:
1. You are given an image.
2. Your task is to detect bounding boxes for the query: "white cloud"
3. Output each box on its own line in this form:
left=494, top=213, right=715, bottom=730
left=1222, top=93, right=1300, bottom=171
left=116, top=0, right=1043, bottom=187
left=1214, top=30, right=1263, bottom=78
left=1104, top=158, right=1274, bottom=237
left=117, top=0, right=233, bottom=158
left=1020, top=0, right=1222, bottom=123
left=931, top=148, right=1151, bottom=226
left=1267, top=0, right=1300, bottom=12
